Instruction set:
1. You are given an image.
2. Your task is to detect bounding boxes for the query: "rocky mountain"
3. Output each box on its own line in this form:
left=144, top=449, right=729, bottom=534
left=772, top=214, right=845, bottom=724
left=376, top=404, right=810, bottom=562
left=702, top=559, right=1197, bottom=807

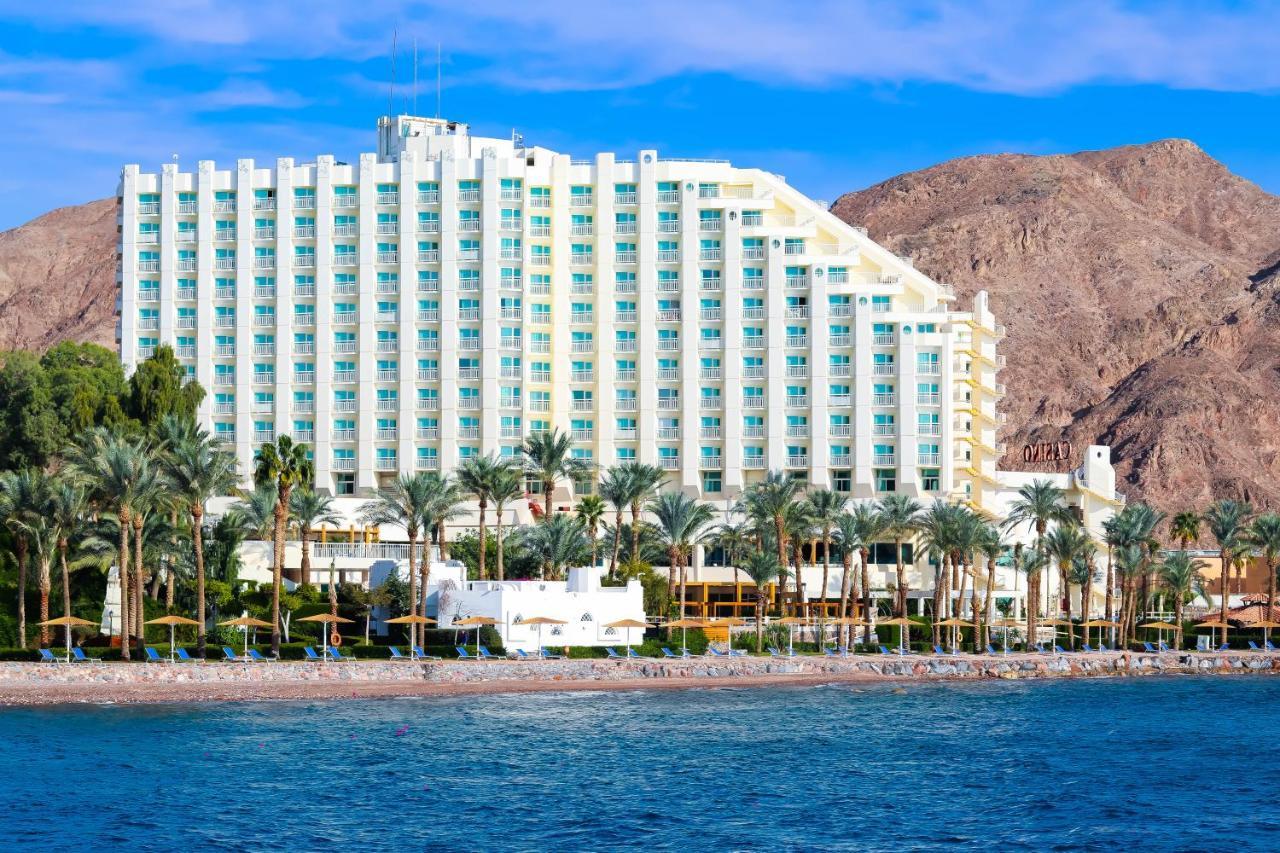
left=0, top=198, right=118, bottom=352
left=5, top=141, right=1280, bottom=512
left=832, top=139, right=1280, bottom=512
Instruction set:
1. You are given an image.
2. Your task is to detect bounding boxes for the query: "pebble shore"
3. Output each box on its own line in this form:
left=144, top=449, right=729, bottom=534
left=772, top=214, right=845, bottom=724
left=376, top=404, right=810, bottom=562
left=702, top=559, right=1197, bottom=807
left=1, top=651, right=1275, bottom=706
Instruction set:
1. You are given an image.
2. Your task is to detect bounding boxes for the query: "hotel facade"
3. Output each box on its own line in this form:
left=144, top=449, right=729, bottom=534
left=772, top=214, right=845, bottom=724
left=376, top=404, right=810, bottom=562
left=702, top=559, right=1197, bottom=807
left=118, top=115, right=1006, bottom=510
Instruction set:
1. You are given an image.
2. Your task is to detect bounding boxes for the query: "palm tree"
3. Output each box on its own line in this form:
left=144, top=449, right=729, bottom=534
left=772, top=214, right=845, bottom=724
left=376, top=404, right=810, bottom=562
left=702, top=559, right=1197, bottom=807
left=490, top=465, right=525, bottom=581
left=805, top=489, right=847, bottom=645
left=740, top=551, right=781, bottom=653
left=1158, top=551, right=1205, bottom=650
left=524, top=513, right=590, bottom=579
left=1018, top=547, right=1050, bottom=647
left=1113, top=543, right=1146, bottom=648
left=648, top=492, right=716, bottom=621
left=1203, top=499, right=1252, bottom=643
left=848, top=504, right=887, bottom=644
left=522, top=428, right=590, bottom=517
left=1044, top=525, right=1092, bottom=644
left=1171, top=510, right=1201, bottom=552
left=237, top=483, right=280, bottom=540
left=359, top=473, right=437, bottom=647
left=0, top=469, right=50, bottom=649
left=65, top=428, right=163, bottom=661
left=781, top=499, right=814, bottom=616
left=1001, top=480, right=1075, bottom=625
left=290, top=488, right=340, bottom=588
left=47, top=479, right=87, bottom=632
left=833, top=511, right=861, bottom=650
left=617, top=462, right=665, bottom=565
left=915, top=499, right=959, bottom=645
left=163, top=428, right=238, bottom=657
left=975, top=524, right=1005, bottom=648
left=712, top=517, right=752, bottom=588
left=875, top=494, right=923, bottom=618
left=1247, top=513, right=1280, bottom=621
left=253, top=434, right=312, bottom=656
left=740, top=471, right=803, bottom=595
left=457, top=453, right=511, bottom=580
left=1101, top=516, right=1124, bottom=642
left=576, top=494, right=607, bottom=570
left=598, top=467, right=632, bottom=579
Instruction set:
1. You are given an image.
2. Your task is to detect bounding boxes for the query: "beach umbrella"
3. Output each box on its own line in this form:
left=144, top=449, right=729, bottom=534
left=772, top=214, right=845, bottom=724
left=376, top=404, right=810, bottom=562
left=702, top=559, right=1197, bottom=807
left=1138, top=621, right=1180, bottom=649
left=777, top=616, right=811, bottom=655
left=1037, top=617, right=1073, bottom=649
left=1081, top=618, right=1119, bottom=650
left=452, top=616, right=499, bottom=655
left=144, top=615, right=200, bottom=662
left=706, top=617, right=747, bottom=653
left=385, top=614, right=438, bottom=657
left=604, top=618, right=648, bottom=657
left=37, top=616, right=98, bottom=663
left=935, top=617, right=976, bottom=653
left=665, top=618, right=708, bottom=654
left=218, top=616, right=273, bottom=658
left=297, top=613, right=356, bottom=662
left=1248, top=620, right=1280, bottom=651
left=1195, top=620, right=1233, bottom=648
left=520, top=616, right=569, bottom=657
left=829, top=616, right=867, bottom=653
left=878, top=616, right=915, bottom=655
left=988, top=618, right=1022, bottom=654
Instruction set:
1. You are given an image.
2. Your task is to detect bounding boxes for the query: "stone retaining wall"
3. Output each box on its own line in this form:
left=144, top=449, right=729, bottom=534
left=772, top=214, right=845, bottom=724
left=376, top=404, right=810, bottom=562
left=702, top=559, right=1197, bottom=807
left=3, top=651, right=1277, bottom=687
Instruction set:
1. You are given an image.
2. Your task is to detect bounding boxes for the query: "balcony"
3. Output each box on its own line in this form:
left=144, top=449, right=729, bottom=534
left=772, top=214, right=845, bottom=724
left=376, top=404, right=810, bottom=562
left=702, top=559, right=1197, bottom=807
left=873, top=454, right=896, bottom=466
left=829, top=304, right=853, bottom=317
left=293, top=371, right=314, bottom=385
left=530, top=340, right=551, bottom=354
left=830, top=424, right=853, bottom=437
left=699, top=456, right=723, bottom=469
left=500, top=188, right=523, bottom=202
left=418, top=190, right=441, bottom=204
left=333, top=457, right=357, bottom=471
left=700, top=367, right=722, bottom=380
left=571, top=370, right=594, bottom=383
left=872, top=394, right=896, bottom=406
left=657, top=278, right=680, bottom=293
left=214, top=200, right=237, bottom=213
left=294, top=196, right=316, bottom=210
left=570, top=223, right=594, bottom=237
left=786, top=365, right=809, bottom=378
left=615, top=251, right=637, bottom=264
left=657, top=220, right=680, bottom=234
left=416, top=456, right=441, bottom=470
left=698, top=248, right=722, bottom=262
left=873, top=363, right=896, bottom=376
left=176, top=345, right=196, bottom=358
left=570, top=194, right=594, bottom=208
left=616, top=369, right=637, bottom=381
left=214, top=344, right=236, bottom=357
left=828, top=270, right=849, bottom=284
left=657, top=309, right=681, bottom=322
left=660, top=456, right=680, bottom=470
left=529, top=399, right=551, bottom=412
left=333, top=196, right=358, bottom=209
left=743, top=366, right=765, bottom=379
left=830, top=394, right=852, bottom=407
left=699, top=276, right=722, bottom=292
left=786, top=306, right=810, bottom=320
left=377, top=369, right=399, bottom=382
left=334, top=341, right=357, bottom=355
left=458, top=189, right=481, bottom=203
left=178, top=201, right=198, bottom=215
left=137, top=317, right=159, bottom=331
left=784, top=243, right=805, bottom=256
left=656, top=339, right=679, bottom=351
left=416, top=398, right=439, bottom=411
left=785, top=275, right=809, bottom=289
left=742, top=307, right=765, bottom=320
left=657, top=398, right=679, bottom=410
left=417, top=428, right=440, bottom=440
left=614, top=222, right=637, bottom=235
left=787, top=455, right=809, bottom=468
left=253, top=256, right=276, bottom=270
left=214, top=316, right=236, bottom=328
left=786, top=395, right=809, bottom=408
left=918, top=363, right=942, bottom=376
left=699, top=338, right=723, bottom=351
left=657, top=368, right=679, bottom=381
left=785, top=335, right=808, bottom=348
left=829, top=335, right=851, bottom=347
left=570, top=399, right=594, bottom=412
left=253, top=198, right=276, bottom=212
left=786, top=425, right=809, bottom=438
left=742, top=277, right=765, bottom=291
left=917, top=394, right=941, bottom=406
left=254, top=342, right=276, bottom=356
left=295, top=341, right=315, bottom=354
left=570, top=281, right=593, bottom=295
left=252, top=372, right=275, bottom=385
left=417, top=220, right=441, bottom=234
left=742, top=337, right=766, bottom=349
left=872, top=334, right=895, bottom=346
left=333, top=255, right=358, bottom=268
left=570, top=311, right=593, bottom=324
left=700, top=307, right=722, bottom=321
left=919, top=453, right=941, bottom=466
left=293, top=255, right=316, bottom=268
left=176, top=287, right=196, bottom=300
left=417, top=250, right=441, bottom=263
left=698, top=219, right=722, bottom=233
left=376, top=310, right=399, bottom=323
left=830, top=455, right=851, bottom=467
left=333, top=311, right=357, bottom=325
left=615, top=340, right=637, bottom=353
left=294, top=399, right=315, bottom=414
left=742, top=456, right=766, bottom=469
left=376, top=398, right=399, bottom=412
left=742, top=246, right=765, bottom=260
left=571, top=340, right=595, bottom=354
left=377, top=191, right=400, bottom=206
left=572, top=429, right=593, bottom=441
left=830, top=364, right=851, bottom=377
left=919, top=423, right=942, bottom=436
left=253, top=429, right=275, bottom=444
left=743, top=397, right=765, bottom=409
left=657, top=191, right=680, bottom=204
left=213, top=374, right=235, bottom=386
left=458, top=397, right=481, bottom=411
left=376, top=251, right=399, bottom=265
left=700, top=397, right=722, bottom=410
left=743, top=425, right=765, bottom=438
left=137, top=232, right=159, bottom=245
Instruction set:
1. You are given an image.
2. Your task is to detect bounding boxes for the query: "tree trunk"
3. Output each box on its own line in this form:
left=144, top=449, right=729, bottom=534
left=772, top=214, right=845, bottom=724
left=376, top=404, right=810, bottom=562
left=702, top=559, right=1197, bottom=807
left=1269, top=557, right=1278, bottom=624
left=59, top=539, right=72, bottom=623
left=631, top=504, right=643, bottom=567
left=860, top=547, right=873, bottom=646
left=270, top=489, right=288, bottom=656
left=818, top=527, right=831, bottom=651
left=420, top=551, right=432, bottom=634
left=544, top=480, right=553, bottom=518
left=1174, top=594, right=1184, bottom=651
left=495, top=511, right=506, bottom=582
left=193, top=506, right=208, bottom=658
left=677, top=549, right=687, bottom=625
left=755, top=591, right=766, bottom=653
left=406, top=528, right=418, bottom=648
left=1220, top=548, right=1230, bottom=648
left=1104, top=546, right=1115, bottom=646
left=14, top=538, right=28, bottom=650
left=133, top=514, right=146, bottom=658
left=982, top=555, right=998, bottom=649
left=117, top=508, right=130, bottom=660
left=932, top=556, right=945, bottom=647
left=38, top=555, right=51, bottom=647
left=1062, top=562, right=1073, bottom=649
left=610, top=510, right=623, bottom=579
left=838, top=550, right=852, bottom=651
left=894, top=537, right=907, bottom=618
left=300, top=529, right=312, bottom=587
left=774, top=515, right=787, bottom=602
left=477, top=498, right=488, bottom=580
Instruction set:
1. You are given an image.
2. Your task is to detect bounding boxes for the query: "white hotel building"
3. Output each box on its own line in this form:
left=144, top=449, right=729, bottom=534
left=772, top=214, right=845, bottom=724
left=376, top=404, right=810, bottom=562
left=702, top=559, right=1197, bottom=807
left=118, top=114, right=1007, bottom=510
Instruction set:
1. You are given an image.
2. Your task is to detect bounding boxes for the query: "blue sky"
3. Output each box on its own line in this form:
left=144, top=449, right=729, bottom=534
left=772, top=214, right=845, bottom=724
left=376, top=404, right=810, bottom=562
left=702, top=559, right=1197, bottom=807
left=1, top=0, right=1279, bottom=228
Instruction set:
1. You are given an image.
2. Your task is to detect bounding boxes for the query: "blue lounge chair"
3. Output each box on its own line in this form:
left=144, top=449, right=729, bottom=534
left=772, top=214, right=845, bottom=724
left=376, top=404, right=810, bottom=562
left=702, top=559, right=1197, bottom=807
left=328, top=646, right=353, bottom=661
left=477, top=645, right=502, bottom=661
left=626, top=648, right=647, bottom=660
left=1217, top=642, right=1230, bottom=652
left=1082, top=643, right=1096, bottom=653
left=661, top=647, right=690, bottom=659
left=932, top=644, right=957, bottom=656
left=411, top=645, right=442, bottom=661
left=71, top=646, right=100, bottom=663
left=248, top=649, right=274, bottom=663
left=303, top=646, right=322, bottom=661
left=704, top=647, right=727, bottom=657
left=144, top=647, right=164, bottom=663
left=38, top=648, right=59, bottom=664
left=175, top=648, right=194, bottom=662
left=606, top=647, right=626, bottom=660
left=986, top=644, right=1001, bottom=655
left=1100, top=643, right=1113, bottom=652
left=767, top=646, right=795, bottom=658
left=221, top=646, right=243, bottom=662
left=1158, top=642, right=1172, bottom=653
left=539, top=648, right=565, bottom=659
left=1267, top=640, right=1277, bottom=652
left=513, top=649, right=538, bottom=660
left=388, top=646, right=412, bottom=661
left=1143, top=642, right=1157, bottom=653
left=1249, top=640, right=1262, bottom=651
left=878, top=645, right=893, bottom=655
left=455, top=646, right=478, bottom=660
left=1054, top=644, right=1068, bottom=654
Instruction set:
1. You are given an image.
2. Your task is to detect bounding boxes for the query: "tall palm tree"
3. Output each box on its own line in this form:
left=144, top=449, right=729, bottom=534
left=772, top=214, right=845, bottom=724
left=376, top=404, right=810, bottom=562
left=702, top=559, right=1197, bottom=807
left=576, top=494, right=607, bottom=570
left=47, top=479, right=87, bottom=631
left=805, top=489, right=847, bottom=645
left=833, top=511, right=861, bottom=650
left=975, top=524, right=1005, bottom=648
left=359, top=473, right=437, bottom=647
left=1001, top=480, right=1075, bottom=624
left=253, top=434, right=312, bottom=656
left=164, top=428, right=238, bottom=657
left=524, top=513, right=590, bottom=579
left=875, top=494, right=923, bottom=618
left=648, top=492, right=716, bottom=621
left=457, top=453, right=511, bottom=580
left=617, top=462, right=665, bottom=565
left=1101, top=516, right=1124, bottom=642
left=915, top=499, right=959, bottom=645
left=1203, top=498, right=1252, bottom=643
left=490, top=465, right=525, bottom=581
left=65, top=428, right=162, bottom=661
left=1044, top=524, right=1092, bottom=643
left=1247, top=513, right=1280, bottom=620
left=1171, top=510, right=1201, bottom=552
left=848, top=503, right=887, bottom=644
left=1018, top=547, right=1050, bottom=647
left=1113, top=543, right=1146, bottom=648
left=712, top=516, right=752, bottom=588
left=290, top=488, right=340, bottom=588
left=237, top=483, right=280, bottom=540
left=740, top=471, right=803, bottom=595
left=0, top=469, right=50, bottom=649
left=419, top=473, right=466, bottom=617
left=1158, top=551, right=1206, bottom=650
left=741, top=551, right=781, bottom=653
left=522, top=428, right=590, bottom=517
left=598, top=466, right=632, bottom=579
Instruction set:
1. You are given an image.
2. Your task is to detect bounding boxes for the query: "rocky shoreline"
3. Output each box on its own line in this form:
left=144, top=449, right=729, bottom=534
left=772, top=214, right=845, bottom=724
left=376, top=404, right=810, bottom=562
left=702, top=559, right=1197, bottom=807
left=0, top=651, right=1275, bottom=706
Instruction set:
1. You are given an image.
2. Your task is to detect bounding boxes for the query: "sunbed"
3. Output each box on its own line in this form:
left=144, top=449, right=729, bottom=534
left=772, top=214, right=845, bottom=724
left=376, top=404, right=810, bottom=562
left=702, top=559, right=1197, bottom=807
left=626, top=648, right=648, bottom=660
left=767, top=646, right=795, bottom=658
left=477, top=645, right=503, bottom=661
left=455, top=646, right=479, bottom=660
left=606, top=647, right=627, bottom=660
left=144, top=647, right=165, bottom=663
left=71, top=647, right=101, bottom=663
left=303, top=646, right=323, bottom=661
left=661, top=647, right=691, bottom=659
left=388, top=646, right=413, bottom=661
left=248, top=649, right=275, bottom=663
left=1082, top=643, right=1096, bottom=653
left=1053, top=644, right=1068, bottom=654
left=412, top=645, right=442, bottom=661
left=175, top=648, right=194, bottom=662
left=986, top=644, right=1002, bottom=655
left=1143, top=642, right=1158, bottom=653
left=539, top=648, right=565, bottom=659
left=38, top=648, right=59, bottom=664
left=327, top=646, right=354, bottom=661
left=221, top=646, right=245, bottom=662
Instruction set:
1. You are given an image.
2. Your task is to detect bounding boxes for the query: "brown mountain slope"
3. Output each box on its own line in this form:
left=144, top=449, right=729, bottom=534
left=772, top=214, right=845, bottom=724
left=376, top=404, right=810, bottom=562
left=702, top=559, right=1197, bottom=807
left=0, top=198, right=117, bottom=352
left=832, top=139, right=1280, bottom=511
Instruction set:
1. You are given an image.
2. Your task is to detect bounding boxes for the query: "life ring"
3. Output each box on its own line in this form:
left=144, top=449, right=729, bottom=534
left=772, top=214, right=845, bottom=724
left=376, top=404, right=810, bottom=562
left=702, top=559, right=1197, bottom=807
left=330, top=631, right=343, bottom=647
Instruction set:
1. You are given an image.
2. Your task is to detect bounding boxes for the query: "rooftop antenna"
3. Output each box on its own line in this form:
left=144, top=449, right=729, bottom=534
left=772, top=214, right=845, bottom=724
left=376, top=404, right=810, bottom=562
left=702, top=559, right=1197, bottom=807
left=436, top=42, right=442, bottom=119
left=388, top=28, right=398, bottom=118
left=413, top=37, right=419, bottom=116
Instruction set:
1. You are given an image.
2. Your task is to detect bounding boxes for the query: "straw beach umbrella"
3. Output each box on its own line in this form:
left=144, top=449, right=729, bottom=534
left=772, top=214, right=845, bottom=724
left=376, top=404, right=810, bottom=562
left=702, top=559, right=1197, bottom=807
left=665, top=617, right=708, bottom=654
left=1081, top=619, right=1119, bottom=650
left=1248, top=620, right=1280, bottom=650
left=1138, top=621, right=1180, bottom=651
left=297, top=613, right=356, bottom=661
left=829, top=616, right=867, bottom=653
left=604, top=618, right=648, bottom=657
left=520, top=616, right=569, bottom=657
left=935, top=617, right=976, bottom=653
left=989, top=618, right=1023, bottom=654
left=1196, top=620, right=1233, bottom=648
left=144, top=615, right=200, bottom=662
left=777, top=616, right=811, bottom=655
left=37, top=616, right=97, bottom=663
left=386, top=614, right=438, bottom=659
left=452, top=616, right=499, bottom=655
left=218, top=616, right=273, bottom=658
left=878, top=616, right=915, bottom=655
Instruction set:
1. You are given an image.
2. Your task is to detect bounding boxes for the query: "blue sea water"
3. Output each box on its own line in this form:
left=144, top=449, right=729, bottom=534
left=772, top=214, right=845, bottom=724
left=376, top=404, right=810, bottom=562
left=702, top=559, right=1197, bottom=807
left=3, top=676, right=1280, bottom=851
